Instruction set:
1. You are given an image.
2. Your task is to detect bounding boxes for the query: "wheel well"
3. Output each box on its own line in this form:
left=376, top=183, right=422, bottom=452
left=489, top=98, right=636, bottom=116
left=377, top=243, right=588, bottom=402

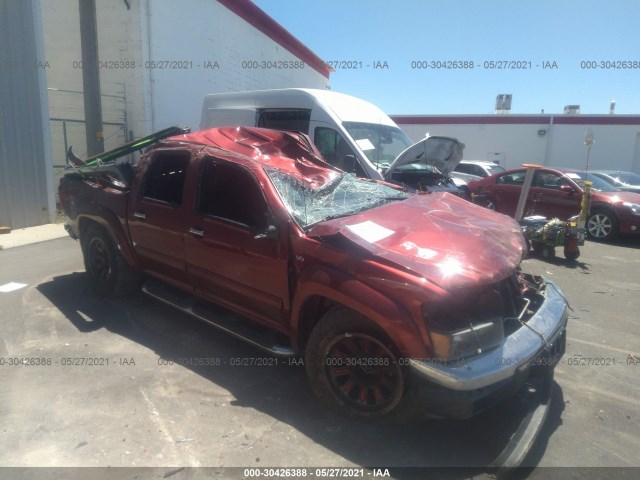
left=296, top=298, right=396, bottom=353
left=296, top=295, right=334, bottom=350
left=78, top=217, right=102, bottom=241
left=590, top=206, right=616, bottom=217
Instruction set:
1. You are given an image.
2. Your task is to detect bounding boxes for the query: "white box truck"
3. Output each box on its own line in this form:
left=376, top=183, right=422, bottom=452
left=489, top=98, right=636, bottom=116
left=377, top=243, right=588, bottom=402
left=200, top=88, right=465, bottom=195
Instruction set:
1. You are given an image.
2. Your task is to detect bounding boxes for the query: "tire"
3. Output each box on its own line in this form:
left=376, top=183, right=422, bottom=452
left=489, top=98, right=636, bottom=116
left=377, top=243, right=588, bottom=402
left=305, top=308, right=409, bottom=420
left=81, top=224, right=141, bottom=297
left=587, top=209, right=618, bottom=241
left=564, top=247, right=580, bottom=261
left=482, top=197, right=497, bottom=210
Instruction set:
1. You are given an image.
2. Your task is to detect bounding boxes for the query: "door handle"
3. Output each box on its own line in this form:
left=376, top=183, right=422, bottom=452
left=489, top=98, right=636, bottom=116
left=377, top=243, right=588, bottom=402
left=133, top=211, right=146, bottom=220
left=189, top=227, right=204, bottom=238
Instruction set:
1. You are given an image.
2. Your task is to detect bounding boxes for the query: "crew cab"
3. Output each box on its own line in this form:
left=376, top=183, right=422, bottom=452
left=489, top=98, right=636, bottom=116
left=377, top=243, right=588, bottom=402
left=59, top=126, right=568, bottom=420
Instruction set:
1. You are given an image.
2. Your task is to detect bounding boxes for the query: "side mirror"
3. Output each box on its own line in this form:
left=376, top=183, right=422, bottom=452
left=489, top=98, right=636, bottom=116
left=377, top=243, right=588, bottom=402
left=254, top=224, right=278, bottom=241
left=560, top=184, right=575, bottom=194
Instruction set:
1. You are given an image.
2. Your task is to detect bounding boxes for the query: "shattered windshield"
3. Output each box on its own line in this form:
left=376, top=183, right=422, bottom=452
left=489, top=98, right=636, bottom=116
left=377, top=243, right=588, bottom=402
left=342, top=122, right=412, bottom=170
left=266, top=169, right=410, bottom=229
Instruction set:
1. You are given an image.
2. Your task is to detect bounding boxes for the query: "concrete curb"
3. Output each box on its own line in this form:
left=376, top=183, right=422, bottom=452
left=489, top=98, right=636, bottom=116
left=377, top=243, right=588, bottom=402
left=0, top=223, right=69, bottom=250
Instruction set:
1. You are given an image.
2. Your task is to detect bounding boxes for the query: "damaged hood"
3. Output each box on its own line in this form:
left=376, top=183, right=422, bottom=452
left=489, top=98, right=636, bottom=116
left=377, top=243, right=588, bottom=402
left=307, top=193, right=526, bottom=290
left=385, top=135, right=464, bottom=176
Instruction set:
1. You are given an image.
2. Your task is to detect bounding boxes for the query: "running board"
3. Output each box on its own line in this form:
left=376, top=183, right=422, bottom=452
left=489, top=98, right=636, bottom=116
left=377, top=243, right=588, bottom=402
left=141, top=279, right=295, bottom=357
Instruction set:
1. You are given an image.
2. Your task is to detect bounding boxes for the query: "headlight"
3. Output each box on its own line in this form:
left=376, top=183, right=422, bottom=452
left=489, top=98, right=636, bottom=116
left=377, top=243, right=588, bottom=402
left=423, top=287, right=506, bottom=362
left=623, top=202, right=640, bottom=215
left=429, top=320, right=504, bottom=362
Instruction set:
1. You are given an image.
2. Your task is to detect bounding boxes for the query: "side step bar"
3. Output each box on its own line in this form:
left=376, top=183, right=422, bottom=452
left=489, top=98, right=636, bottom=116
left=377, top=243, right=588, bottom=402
left=141, top=279, right=295, bottom=357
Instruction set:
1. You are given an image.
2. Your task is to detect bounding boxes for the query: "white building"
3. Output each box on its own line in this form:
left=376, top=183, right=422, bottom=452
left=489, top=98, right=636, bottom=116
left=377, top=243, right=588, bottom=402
left=391, top=114, right=640, bottom=173
left=42, top=0, right=330, bottom=160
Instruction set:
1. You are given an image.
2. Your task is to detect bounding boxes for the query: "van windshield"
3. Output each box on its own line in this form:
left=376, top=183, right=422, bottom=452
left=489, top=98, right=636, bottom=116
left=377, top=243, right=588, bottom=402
left=343, top=122, right=412, bottom=169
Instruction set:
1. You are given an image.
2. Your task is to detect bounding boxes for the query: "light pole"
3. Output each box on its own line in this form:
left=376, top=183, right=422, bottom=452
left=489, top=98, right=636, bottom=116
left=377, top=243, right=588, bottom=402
left=584, top=128, right=594, bottom=173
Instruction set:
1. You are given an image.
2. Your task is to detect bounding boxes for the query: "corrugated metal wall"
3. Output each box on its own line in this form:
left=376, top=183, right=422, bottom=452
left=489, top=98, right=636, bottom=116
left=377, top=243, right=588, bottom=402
left=0, top=0, right=56, bottom=229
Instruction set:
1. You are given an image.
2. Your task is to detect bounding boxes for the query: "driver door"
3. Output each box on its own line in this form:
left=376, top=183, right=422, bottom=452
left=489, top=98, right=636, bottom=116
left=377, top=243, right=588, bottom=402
left=184, top=156, right=289, bottom=328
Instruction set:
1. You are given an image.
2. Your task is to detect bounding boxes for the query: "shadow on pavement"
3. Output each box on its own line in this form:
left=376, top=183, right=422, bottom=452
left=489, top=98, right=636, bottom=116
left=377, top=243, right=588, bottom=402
left=38, top=272, right=565, bottom=478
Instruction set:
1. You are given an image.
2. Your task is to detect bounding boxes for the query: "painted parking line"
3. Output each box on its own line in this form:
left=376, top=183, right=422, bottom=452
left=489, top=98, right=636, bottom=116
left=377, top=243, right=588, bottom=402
left=0, top=282, right=27, bottom=293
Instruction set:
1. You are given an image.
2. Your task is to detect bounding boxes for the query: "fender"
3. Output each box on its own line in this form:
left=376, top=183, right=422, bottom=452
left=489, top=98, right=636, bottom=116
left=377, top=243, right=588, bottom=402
left=290, top=264, right=426, bottom=357
left=75, top=199, right=141, bottom=272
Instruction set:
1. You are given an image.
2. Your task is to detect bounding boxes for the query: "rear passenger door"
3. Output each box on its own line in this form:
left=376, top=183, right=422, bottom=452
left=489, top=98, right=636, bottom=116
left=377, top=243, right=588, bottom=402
left=490, top=169, right=528, bottom=217
left=184, top=156, right=289, bottom=328
left=128, top=149, right=193, bottom=290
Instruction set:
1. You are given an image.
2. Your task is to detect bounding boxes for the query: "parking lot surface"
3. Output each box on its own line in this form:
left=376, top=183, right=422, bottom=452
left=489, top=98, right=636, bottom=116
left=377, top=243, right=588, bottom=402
left=1, top=235, right=639, bottom=478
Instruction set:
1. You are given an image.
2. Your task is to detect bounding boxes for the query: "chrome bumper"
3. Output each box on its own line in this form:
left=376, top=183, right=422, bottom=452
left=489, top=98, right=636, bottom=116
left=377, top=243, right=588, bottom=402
left=410, top=280, right=568, bottom=391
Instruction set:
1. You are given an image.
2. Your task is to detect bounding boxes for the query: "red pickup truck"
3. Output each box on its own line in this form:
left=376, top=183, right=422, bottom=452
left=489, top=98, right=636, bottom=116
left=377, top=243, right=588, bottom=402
left=59, top=126, right=568, bottom=421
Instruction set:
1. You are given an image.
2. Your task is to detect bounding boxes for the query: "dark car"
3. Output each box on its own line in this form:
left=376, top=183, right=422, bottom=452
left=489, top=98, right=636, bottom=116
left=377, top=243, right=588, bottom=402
left=467, top=166, right=640, bottom=240
left=591, top=170, right=640, bottom=194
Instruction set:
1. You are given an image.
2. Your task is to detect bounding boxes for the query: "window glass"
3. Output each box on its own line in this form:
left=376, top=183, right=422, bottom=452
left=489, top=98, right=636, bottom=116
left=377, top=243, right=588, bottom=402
left=313, top=127, right=364, bottom=176
left=342, top=122, right=412, bottom=170
left=266, top=170, right=408, bottom=229
left=496, top=170, right=527, bottom=185
left=198, top=160, right=268, bottom=229
left=143, top=152, right=189, bottom=205
left=454, top=164, right=474, bottom=175
left=257, top=109, right=311, bottom=132
left=534, top=171, right=565, bottom=189
left=484, top=163, right=506, bottom=175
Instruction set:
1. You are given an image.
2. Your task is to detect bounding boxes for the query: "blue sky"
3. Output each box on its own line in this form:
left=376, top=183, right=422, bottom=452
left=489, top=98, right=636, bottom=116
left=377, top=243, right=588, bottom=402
left=252, top=0, right=640, bottom=115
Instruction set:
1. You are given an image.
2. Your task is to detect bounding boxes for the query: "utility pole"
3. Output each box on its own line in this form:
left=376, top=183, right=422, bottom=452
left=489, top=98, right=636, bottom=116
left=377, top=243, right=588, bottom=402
left=79, top=0, right=104, bottom=155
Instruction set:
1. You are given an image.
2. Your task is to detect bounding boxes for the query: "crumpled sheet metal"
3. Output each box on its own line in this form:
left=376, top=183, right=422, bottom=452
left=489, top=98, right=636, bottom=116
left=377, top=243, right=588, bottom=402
left=308, top=192, right=527, bottom=291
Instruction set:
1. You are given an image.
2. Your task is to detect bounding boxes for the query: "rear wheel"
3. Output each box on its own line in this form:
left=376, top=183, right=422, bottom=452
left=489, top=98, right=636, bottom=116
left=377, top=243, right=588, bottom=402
left=305, top=308, right=408, bottom=419
left=587, top=209, right=618, bottom=241
left=82, top=224, right=141, bottom=297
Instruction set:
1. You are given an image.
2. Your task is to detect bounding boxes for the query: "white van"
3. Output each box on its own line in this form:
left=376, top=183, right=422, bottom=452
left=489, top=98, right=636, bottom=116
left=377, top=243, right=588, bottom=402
left=200, top=88, right=464, bottom=194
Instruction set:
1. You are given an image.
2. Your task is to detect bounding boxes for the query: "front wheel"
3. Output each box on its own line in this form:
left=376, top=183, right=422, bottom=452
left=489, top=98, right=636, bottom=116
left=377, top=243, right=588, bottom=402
left=587, top=209, right=618, bottom=241
left=305, top=308, right=407, bottom=419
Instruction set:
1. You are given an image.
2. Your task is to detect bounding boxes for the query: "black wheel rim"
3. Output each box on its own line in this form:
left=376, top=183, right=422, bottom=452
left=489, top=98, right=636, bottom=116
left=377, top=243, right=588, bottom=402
left=88, top=237, right=112, bottom=285
left=324, top=333, right=403, bottom=413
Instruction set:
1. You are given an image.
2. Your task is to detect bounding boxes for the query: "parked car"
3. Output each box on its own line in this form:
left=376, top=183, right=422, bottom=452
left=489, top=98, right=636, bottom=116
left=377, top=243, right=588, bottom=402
left=591, top=170, right=640, bottom=194
left=467, top=167, right=640, bottom=240
left=59, top=127, right=568, bottom=420
left=454, top=160, right=506, bottom=178
left=449, top=171, right=482, bottom=200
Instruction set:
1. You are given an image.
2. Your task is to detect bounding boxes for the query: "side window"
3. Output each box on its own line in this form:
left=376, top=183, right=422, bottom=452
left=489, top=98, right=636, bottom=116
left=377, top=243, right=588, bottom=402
left=257, top=109, right=311, bottom=132
left=471, top=165, right=485, bottom=177
left=534, top=171, right=564, bottom=189
left=455, top=164, right=471, bottom=175
left=496, top=170, right=527, bottom=185
left=314, top=127, right=365, bottom=176
left=143, top=151, right=189, bottom=205
left=198, top=160, right=269, bottom=229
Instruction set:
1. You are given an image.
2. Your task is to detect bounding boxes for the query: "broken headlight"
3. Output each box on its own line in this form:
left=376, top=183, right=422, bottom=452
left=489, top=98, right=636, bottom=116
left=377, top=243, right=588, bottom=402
left=423, top=287, right=506, bottom=362
left=428, top=321, right=504, bottom=362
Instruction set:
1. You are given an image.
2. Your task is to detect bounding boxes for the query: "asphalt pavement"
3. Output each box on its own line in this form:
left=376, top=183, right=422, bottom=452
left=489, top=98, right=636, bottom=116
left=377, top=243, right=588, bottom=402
left=0, top=233, right=639, bottom=479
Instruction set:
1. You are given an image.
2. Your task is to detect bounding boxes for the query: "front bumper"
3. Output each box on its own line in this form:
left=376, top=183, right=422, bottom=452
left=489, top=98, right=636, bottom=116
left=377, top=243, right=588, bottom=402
left=410, top=279, right=568, bottom=417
